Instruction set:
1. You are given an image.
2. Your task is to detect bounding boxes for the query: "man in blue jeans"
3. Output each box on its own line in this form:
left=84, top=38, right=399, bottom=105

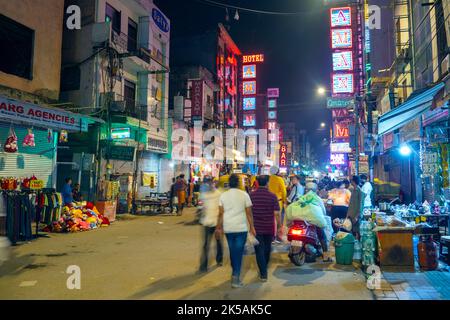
left=250, top=175, right=281, bottom=281
left=216, top=174, right=255, bottom=288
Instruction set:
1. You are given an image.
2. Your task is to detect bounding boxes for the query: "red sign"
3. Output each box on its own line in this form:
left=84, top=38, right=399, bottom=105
left=333, top=122, right=350, bottom=139
left=332, top=108, right=350, bottom=118
left=242, top=54, right=264, bottom=64
left=191, top=80, right=203, bottom=119
left=279, top=144, right=288, bottom=167
left=267, top=88, right=279, bottom=98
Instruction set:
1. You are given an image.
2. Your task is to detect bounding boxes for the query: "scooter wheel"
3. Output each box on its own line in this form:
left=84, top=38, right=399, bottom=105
left=289, top=251, right=306, bottom=266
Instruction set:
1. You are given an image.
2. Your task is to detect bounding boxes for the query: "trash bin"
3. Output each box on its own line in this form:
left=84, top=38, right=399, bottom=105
left=334, top=232, right=355, bottom=265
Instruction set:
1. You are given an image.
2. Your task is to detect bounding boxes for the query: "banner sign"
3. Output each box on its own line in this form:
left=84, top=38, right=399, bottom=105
left=191, top=80, right=203, bottom=120
left=327, top=97, right=355, bottom=109
left=0, top=95, right=88, bottom=132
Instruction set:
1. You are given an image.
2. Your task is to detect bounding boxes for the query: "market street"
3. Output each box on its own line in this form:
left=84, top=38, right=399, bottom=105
left=0, top=208, right=373, bottom=300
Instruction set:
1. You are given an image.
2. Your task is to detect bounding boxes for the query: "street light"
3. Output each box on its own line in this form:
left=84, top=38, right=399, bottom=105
left=399, top=144, right=412, bottom=157
left=317, top=87, right=326, bottom=96
left=320, top=122, right=326, bottom=128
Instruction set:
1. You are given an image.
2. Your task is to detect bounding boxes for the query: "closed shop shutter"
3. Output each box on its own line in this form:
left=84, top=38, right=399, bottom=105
left=0, top=123, right=55, bottom=188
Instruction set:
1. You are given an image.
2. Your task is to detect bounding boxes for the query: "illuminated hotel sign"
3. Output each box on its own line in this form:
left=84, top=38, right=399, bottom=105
left=330, top=153, right=347, bottom=165
left=268, top=99, right=277, bottom=109
left=330, top=7, right=351, bottom=27
left=331, top=29, right=352, bottom=49
left=332, top=74, right=354, bottom=94
left=243, top=64, right=256, bottom=79
left=243, top=97, right=256, bottom=110
left=243, top=81, right=256, bottom=95
left=242, top=54, right=264, bottom=63
left=332, top=51, right=353, bottom=71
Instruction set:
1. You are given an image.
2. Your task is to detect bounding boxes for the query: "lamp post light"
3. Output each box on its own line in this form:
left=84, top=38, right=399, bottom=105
left=317, top=87, right=326, bottom=96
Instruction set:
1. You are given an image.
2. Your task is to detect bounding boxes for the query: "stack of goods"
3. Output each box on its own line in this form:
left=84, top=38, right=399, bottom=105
left=360, top=220, right=377, bottom=269
left=286, top=191, right=327, bottom=228
left=43, top=202, right=110, bottom=233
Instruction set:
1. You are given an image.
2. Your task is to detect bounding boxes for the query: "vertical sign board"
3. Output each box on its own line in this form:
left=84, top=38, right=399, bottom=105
left=191, top=80, right=203, bottom=120
left=243, top=65, right=256, bottom=79
left=279, top=144, right=288, bottom=168
left=332, top=51, right=353, bottom=71
left=332, top=74, right=354, bottom=94
left=330, top=7, right=352, bottom=27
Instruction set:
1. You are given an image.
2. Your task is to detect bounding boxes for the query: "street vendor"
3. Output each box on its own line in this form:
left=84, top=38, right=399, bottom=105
left=346, top=175, right=365, bottom=239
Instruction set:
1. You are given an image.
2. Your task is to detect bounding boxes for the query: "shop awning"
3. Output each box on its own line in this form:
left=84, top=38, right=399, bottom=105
left=377, top=82, right=445, bottom=136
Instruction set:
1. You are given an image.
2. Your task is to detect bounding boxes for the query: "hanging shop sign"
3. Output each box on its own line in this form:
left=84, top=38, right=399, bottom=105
left=333, top=122, right=350, bottom=139
left=152, top=7, right=170, bottom=33
left=331, top=28, right=352, bottom=49
left=243, top=114, right=256, bottom=127
left=327, top=97, right=355, bottom=109
left=242, top=54, right=264, bottom=64
left=330, top=153, right=347, bottom=165
left=332, top=74, right=354, bottom=94
left=330, top=7, right=352, bottom=27
left=332, top=108, right=351, bottom=118
left=243, top=65, right=256, bottom=79
left=142, top=172, right=158, bottom=188
left=268, top=99, right=277, bottom=109
left=111, top=127, right=131, bottom=139
left=243, top=81, right=256, bottom=95
left=330, top=142, right=352, bottom=153
left=279, top=144, right=288, bottom=168
left=422, top=150, right=440, bottom=177
left=191, top=80, right=203, bottom=120
left=243, top=97, right=256, bottom=110
left=0, top=95, right=88, bottom=132
left=267, top=88, right=279, bottom=98
left=332, top=51, right=353, bottom=71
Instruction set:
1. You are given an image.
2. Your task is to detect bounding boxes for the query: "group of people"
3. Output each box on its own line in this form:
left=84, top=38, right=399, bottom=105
left=61, top=177, right=83, bottom=205
left=169, top=174, right=201, bottom=215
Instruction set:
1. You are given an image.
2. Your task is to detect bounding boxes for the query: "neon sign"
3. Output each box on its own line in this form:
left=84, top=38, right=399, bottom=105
left=243, top=64, right=256, bottom=79
left=332, top=74, right=354, bottom=94
left=268, top=111, right=277, bottom=120
left=243, top=97, right=256, bottom=110
left=243, top=81, right=256, bottom=95
left=331, top=29, right=352, bottom=49
left=268, top=99, right=277, bottom=109
left=330, top=153, right=347, bottom=165
left=330, top=142, right=352, bottom=153
left=267, top=88, right=279, bottom=98
left=332, top=51, right=353, bottom=71
left=330, top=7, right=352, bottom=27
left=333, top=122, right=350, bottom=138
left=242, top=54, right=264, bottom=64
left=280, top=144, right=288, bottom=167
left=243, top=114, right=256, bottom=127
left=268, top=121, right=277, bottom=130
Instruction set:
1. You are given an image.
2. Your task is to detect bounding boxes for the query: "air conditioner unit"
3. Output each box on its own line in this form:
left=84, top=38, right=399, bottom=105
left=441, top=53, right=450, bottom=76
left=111, top=100, right=126, bottom=112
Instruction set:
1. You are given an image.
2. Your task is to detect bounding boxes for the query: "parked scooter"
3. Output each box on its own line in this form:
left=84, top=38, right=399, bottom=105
left=287, top=220, right=323, bottom=266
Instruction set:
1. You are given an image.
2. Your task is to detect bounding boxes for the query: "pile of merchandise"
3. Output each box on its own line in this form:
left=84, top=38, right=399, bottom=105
left=42, top=202, right=110, bottom=233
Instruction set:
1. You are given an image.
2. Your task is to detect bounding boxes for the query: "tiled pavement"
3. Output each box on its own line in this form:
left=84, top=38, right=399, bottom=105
left=374, top=268, right=450, bottom=300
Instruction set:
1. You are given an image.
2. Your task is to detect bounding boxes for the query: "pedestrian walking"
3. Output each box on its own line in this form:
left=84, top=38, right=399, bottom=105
left=250, top=175, right=281, bottom=282
left=268, top=166, right=287, bottom=230
left=287, top=175, right=304, bottom=204
left=198, top=176, right=223, bottom=273
left=175, top=174, right=188, bottom=216
left=216, top=174, right=255, bottom=288
left=169, top=177, right=177, bottom=214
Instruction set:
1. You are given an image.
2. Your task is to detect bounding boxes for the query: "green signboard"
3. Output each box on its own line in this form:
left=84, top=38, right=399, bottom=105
left=106, top=145, right=135, bottom=161
left=327, top=97, right=355, bottom=109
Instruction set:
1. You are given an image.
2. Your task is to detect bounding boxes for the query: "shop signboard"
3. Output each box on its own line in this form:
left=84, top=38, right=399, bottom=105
left=30, top=180, right=44, bottom=190
left=152, top=7, right=170, bottom=33
left=243, top=65, right=256, bottom=79
left=106, top=145, right=135, bottom=161
left=279, top=144, right=288, bottom=168
left=0, top=95, right=89, bottom=132
left=331, top=28, right=352, bottom=49
left=330, top=153, right=347, bottom=165
left=330, top=7, right=352, bottom=27
left=422, top=150, right=440, bottom=177
left=332, top=73, right=354, bottom=94
left=111, top=127, right=131, bottom=139
left=332, top=51, right=353, bottom=71
left=191, top=80, right=203, bottom=120
left=332, top=108, right=351, bottom=118
left=242, top=54, right=264, bottom=64
left=147, top=137, right=168, bottom=153
left=327, top=97, right=355, bottom=109
left=333, top=122, right=350, bottom=139
left=267, top=88, right=279, bottom=98
left=330, top=142, right=352, bottom=153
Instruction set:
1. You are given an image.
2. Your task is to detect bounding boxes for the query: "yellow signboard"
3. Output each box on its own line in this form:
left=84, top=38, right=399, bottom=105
left=30, top=180, right=44, bottom=190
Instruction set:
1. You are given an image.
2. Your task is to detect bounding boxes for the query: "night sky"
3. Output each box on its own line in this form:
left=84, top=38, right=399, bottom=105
left=155, top=0, right=332, bottom=164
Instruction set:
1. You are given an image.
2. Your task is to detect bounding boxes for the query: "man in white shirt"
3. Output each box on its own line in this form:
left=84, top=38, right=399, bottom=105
left=360, top=174, right=373, bottom=208
left=287, top=175, right=305, bottom=204
left=217, top=174, right=256, bottom=288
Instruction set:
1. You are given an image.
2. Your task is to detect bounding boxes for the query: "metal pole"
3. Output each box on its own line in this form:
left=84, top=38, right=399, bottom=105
left=355, top=108, right=359, bottom=177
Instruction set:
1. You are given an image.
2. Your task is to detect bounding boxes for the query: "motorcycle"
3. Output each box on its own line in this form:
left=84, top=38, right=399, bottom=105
left=287, top=220, right=323, bottom=266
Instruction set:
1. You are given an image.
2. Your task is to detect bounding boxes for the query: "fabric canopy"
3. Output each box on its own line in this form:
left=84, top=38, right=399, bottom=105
left=377, top=82, right=445, bottom=136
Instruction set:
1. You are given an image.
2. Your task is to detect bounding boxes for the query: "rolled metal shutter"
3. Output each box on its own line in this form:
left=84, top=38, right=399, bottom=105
left=0, top=123, right=55, bottom=188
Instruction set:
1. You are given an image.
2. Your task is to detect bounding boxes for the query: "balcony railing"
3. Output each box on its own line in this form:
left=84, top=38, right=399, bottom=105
left=110, top=94, right=147, bottom=121
left=110, top=31, right=151, bottom=65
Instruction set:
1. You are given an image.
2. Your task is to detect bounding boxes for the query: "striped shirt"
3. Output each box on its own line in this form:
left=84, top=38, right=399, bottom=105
left=250, top=188, right=280, bottom=235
